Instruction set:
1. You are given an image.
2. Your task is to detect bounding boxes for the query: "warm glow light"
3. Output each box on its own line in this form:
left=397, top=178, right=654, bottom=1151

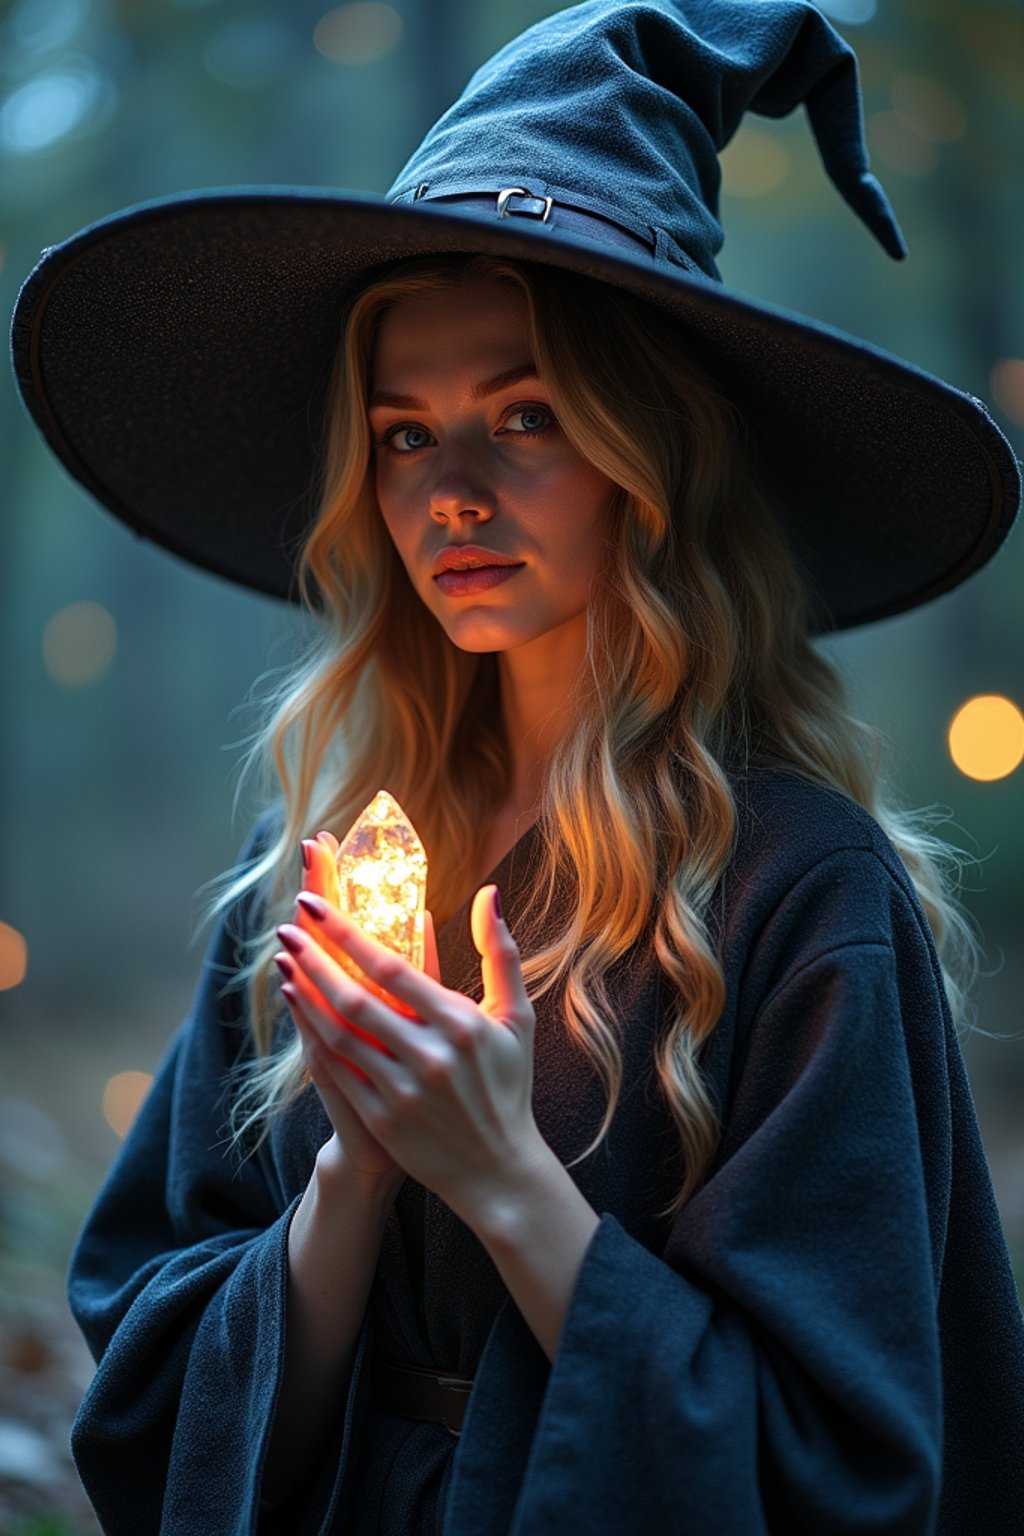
left=890, top=74, right=967, bottom=144
left=720, top=128, right=790, bottom=199
left=948, top=695, right=1024, bottom=782
left=42, top=601, right=116, bottom=687
left=868, top=110, right=938, bottom=177
left=334, top=791, right=427, bottom=1005
left=990, top=359, right=1024, bottom=428
left=0, top=923, right=28, bottom=990
left=313, top=3, right=402, bottom=65
left=102, top=1071, right=153, bottom=1139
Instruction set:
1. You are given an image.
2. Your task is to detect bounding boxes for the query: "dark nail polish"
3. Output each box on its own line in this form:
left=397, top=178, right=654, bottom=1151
left=301, top=840, right=311, bottom=869
left=277, top=928, right=304, bottom=955
left=274, top=954, right=295, bottom=980
left=492, top=887, right=503, bottom=923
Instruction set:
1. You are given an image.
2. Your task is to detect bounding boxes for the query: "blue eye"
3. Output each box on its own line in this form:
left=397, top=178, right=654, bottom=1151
left=373, top=404, right=554, bottom=455
left=379, top=424, right=434, bottom=453
left=504, top=405, right=552, bottom=435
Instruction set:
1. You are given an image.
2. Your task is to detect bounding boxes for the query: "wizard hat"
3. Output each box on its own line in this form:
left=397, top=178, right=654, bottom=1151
left=9, top=0, right=1020, bottom=630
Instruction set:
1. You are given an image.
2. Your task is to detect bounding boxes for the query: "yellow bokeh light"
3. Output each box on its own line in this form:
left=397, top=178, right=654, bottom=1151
left=889, top=74, right=967, bottom=143
left=0, top=923, right=28, bottom=990
left=720, top=128, right=790, bottom=199
left=313, top=3, right=402, bottom=65
left=103, top=1071, right=153, bottom=1139
left=868, top=110, right=938, bottom=177
left=990, top=359, right=1024, bottom=428
left=948, top=695, right=1024, bottom=782
left=42, top=601, right=117, bottom=688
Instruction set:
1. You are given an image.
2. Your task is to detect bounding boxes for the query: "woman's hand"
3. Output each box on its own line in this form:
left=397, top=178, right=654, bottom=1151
left=280, top=831, right=438, bottom=1194
left=273, top=875, right=545, bottom=1229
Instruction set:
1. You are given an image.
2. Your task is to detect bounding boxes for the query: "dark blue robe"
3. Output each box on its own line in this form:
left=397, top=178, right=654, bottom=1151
left=67, top=769, right=1024, bottom=1533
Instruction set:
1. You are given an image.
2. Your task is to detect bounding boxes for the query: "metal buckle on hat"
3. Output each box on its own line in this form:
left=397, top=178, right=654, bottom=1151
left=496, top=187, right=553, bottom=222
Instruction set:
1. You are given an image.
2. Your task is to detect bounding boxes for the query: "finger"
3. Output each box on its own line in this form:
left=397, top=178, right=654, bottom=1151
left=282, top=971, right=376, bottom=1090
left=299, top=836, right=330, bottom=907
left=289, top=899, right=447, bottom=1026
left=300, top=994, right=416, bottom=1105
left=472, top=885, right=533, bottom=1028
left=307, top=833, right=341, bottom=902
left=316, top=828, right=340, bottom=887
left=286, top=988, right=378, bottom=1104
left=277, top=928, right=409, bottom=1061
left=286, top=986, right=339, bottom=1086
left=275, top=944, right=387, bottom=1068
left=424, top=909, right=440, bottom=984
left=297, top=836, right=349, bottom=967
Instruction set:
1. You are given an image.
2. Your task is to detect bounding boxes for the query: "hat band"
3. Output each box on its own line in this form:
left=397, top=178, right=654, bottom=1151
left=415, top=189, right=660, bottom=264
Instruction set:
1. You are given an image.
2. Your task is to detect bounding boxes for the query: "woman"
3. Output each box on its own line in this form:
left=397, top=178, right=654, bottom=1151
left=12, top=2, right=1024, bottom=1533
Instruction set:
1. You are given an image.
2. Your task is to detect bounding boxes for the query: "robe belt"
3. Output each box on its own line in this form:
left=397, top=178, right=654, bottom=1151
left=368, top=1356, right=474, bottom=1438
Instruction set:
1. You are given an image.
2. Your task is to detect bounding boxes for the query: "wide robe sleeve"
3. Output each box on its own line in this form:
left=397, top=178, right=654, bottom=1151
left=449, top=843, right=1024, bottom=1535
left=66, top=808, right=371, bottom=1536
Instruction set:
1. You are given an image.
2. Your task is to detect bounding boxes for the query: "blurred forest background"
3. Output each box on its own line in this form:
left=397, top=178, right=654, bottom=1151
left=1, top=0, right=1022, bottom=1529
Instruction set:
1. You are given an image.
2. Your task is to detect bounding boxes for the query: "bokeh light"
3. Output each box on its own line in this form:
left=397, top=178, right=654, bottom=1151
left=814, top=0, right=877, bottom=21
left=2, top=0, right=92, bottom=58
left=868, top=109, right=938, bottom=177
left=948, top=695, right=1024, bottom=783
left=102, top=1072, right=153, bottom=1139
left=42, top=601, right=117, bottom=688
left=890, top=73, right=967, bottom=143
left=0, top=60, right=117, bottom=154
left=720, top=128, right=790, bottom=199
left=313, top=3, right=402, bottom=66
left=0, top=923, right=28, bottom=991
left=990, top=359, right=1024, bottom=428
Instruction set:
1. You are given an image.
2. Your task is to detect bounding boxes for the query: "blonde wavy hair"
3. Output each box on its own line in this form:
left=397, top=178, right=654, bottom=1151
left=201, top=252, right=980, bottom=1219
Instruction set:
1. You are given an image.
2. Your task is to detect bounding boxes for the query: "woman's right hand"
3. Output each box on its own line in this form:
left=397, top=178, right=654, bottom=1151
left=278, top=830, right=440, bottom=1196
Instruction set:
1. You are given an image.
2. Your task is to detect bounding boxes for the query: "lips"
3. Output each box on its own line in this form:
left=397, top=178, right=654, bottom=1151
left=431, top=546, right=523, bottom=577
left=434, top=564, right=524, bottom=596
left=436, top=562, right=521, bottom=574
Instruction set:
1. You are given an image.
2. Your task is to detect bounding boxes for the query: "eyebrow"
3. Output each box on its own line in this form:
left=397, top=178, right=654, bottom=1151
left=368, top=362, right=540, bottom=410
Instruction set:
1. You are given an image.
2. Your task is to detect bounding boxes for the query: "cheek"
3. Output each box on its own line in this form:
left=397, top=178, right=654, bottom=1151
left=549, top=464, right=615, bottom=557
left=374, top=471, right=412, bottom=548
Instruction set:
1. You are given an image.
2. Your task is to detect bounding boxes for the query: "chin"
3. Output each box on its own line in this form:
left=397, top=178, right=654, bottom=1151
left=442, top=628, right=518, bottom=654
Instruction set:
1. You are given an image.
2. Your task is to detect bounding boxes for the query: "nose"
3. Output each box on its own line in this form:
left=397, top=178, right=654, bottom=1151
left=427, top=440, right=496, bottom=523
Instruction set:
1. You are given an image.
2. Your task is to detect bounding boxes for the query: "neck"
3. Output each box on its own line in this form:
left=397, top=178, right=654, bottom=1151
left=496, top=611, right=587, bottom=810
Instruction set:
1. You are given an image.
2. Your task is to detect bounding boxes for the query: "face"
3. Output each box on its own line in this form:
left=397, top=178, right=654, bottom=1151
left=367, top=276, right=616, bottom=657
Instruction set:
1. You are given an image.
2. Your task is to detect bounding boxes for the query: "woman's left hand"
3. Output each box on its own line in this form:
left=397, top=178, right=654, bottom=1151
left=274, top=885, right=547, bottom=1226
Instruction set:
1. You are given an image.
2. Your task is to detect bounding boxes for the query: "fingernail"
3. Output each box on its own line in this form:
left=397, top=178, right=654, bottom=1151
left=492, top=887, right=503, bottom=923
left=274, top=954, right=295, bottom=980
left=281, top=983, right=298, bottom=1004
left=301, top=840, right=314, bottom=869
left=296, top=891, right=328, bottom=920
left=276, top=926, right=304, bottom=955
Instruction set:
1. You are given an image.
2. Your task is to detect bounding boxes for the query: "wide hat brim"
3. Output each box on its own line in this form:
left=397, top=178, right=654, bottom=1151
left=10, top=186, right=1020, bottom=631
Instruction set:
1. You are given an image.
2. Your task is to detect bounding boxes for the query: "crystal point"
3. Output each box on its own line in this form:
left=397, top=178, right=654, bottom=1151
left=335, top=791, right=427, bottom=980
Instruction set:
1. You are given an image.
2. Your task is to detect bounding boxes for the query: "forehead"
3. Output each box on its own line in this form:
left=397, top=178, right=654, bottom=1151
left=370, top=278, right=531, bottom=386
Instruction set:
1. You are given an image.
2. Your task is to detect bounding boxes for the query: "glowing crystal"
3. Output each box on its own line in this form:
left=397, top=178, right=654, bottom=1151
left=334, top=791, right=427, bottom=1004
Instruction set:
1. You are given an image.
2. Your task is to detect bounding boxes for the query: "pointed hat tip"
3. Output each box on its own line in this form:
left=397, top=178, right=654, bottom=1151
left=859, top=171, right=909, bottom=261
